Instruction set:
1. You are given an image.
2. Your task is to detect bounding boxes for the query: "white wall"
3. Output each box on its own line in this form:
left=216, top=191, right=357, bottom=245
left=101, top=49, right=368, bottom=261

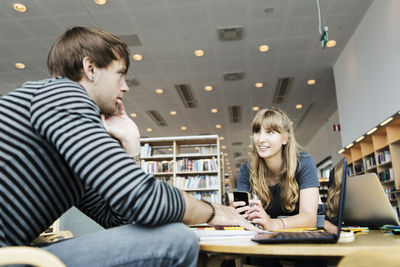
left=333, top=0, right=400, bottom=146
left=305, top=110, right=342, bottom=166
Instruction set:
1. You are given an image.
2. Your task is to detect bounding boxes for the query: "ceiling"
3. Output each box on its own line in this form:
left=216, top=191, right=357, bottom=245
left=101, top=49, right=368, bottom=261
left=0, top=0, right=373, bottom=177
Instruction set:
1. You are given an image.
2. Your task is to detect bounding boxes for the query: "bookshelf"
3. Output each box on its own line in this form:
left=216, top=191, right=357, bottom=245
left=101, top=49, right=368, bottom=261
left=140, top=135, right=222, bottom=204
left=342, top=115, right=400, bottom=216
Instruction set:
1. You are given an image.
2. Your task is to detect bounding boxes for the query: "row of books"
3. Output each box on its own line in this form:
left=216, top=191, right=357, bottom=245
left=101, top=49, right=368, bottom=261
left=175, top=175, right=219, bottom=190
left=141, top=160, right=173, bottom=173
left=354, top=163, right=364, bottom=174
left=379, top=168, right=394, bottom=182
left=140, top=143, right=153, bottom=157
left=197, top=146, right=218, bottom=155
left=364, top=156, right=376, bottom=170
left=376, top=150, right=391, bottom=165
left=176, top=158, right=218, bottom=172
left=187, top=191, right=219, bottom=204
left=384, top=187, right=397, bottom=201
left=140, top=144, right=218, bottom=157
left=347, top=167, right=354, bottom=176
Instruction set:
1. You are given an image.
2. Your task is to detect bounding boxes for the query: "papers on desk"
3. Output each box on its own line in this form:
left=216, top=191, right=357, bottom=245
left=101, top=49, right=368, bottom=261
left=191, top=228, right=259, bottom=241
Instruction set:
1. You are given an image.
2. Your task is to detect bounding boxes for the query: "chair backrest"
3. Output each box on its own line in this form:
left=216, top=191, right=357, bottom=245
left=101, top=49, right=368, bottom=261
left=0, top=246, right=66, bottom=267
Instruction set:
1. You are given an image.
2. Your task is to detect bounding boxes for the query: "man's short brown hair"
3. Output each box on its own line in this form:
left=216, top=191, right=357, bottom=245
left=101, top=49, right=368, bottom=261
left=47, top=26, right=130, bottom=82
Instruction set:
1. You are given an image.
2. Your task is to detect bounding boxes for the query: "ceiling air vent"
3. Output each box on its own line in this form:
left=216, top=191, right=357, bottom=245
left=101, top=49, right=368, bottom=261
left=234, top=152, right=242, bottom=158
left=229, top=105, right=241, bottom=123
left=232, top=142, right=242, bottom=146
left=116, top=34, right=142, bottom=46
left=273, top=77, right=294, bottom=103
left=126, top=78, right=139, bottom=87
left=174, top=84, right=197, bottom=108
left=146, top=110, right=168, bottom=127
left=218, top=26, right=243, bottom=41
left=223, top=72, right=244, bottom=81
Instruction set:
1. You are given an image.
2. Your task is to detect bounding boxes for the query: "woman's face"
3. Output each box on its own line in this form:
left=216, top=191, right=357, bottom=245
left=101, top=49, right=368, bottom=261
left=253, top=127, right=288, bottom=160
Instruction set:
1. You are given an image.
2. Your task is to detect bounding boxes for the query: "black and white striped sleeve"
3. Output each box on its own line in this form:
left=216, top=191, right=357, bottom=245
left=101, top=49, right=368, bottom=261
left=30, top=81, right=185, bottom=227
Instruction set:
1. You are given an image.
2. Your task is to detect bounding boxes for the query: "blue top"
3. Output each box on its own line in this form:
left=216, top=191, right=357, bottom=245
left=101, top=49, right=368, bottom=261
left=237, top=151, right=319, bottom=218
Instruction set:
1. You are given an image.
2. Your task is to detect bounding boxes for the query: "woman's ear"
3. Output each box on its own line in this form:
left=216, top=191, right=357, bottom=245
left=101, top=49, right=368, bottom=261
left=282, top=135, right=289, bottom=146
left=82, top=56, right=95, bottom=81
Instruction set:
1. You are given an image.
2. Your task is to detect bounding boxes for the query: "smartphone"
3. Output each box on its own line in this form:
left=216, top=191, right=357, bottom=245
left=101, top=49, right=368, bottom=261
left=233, top=191, right=250, bottom=214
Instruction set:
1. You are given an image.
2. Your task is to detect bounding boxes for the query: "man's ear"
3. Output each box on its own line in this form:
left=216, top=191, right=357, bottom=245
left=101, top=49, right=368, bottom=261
left=82, top=56, right=95, bottom=81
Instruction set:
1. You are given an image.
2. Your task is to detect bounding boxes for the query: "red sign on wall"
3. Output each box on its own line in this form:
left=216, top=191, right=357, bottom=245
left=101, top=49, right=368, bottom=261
left=333, top=124, right=341, bottom=132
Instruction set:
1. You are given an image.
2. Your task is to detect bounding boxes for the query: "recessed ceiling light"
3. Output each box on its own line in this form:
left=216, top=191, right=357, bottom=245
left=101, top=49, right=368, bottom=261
left=168, top=148, right=173, bottom=151
left=195, top=147, right=199, bottom=150
left=15, top=62, right=25, bottom=69
left=221, top=146, right=226, bottom=149
left=132, top=54, right=143, bottom=61
left=224, top=152, right=228, bottom=156
left=355, top=136, right=365, bottom=142
left=345, top=142, right=354, bottom=149
left=170, top=111, right=177, bottom=115
left=204, top=85, right=213, bottom=91
left=337, top=148, right=345, bottom=154
left=181, top=126, right=187, bottom=130
left=259, top=45, right=269, bottom=52
left=13, top=3, right=27, bottom=12
left=248, top=152, right=251, bottom=155
left=290, top=121, right=294, bottom=125
left=194, top=50, right=204, bottom=57
left=255, top=82, right=263, bottom=88
left=211, top=108, right=218, bottom=113
left=219, top=136, right=224, bottom=140
left=307, top=79, right=316, bottom=85
left=380, top=117, right=393, bottom=126
left=216, top=124, right=221, bottom=129
left=130, top=113, right=137, bottom=118
left=296, top=104, right=303, bottom=109
left=94, top=0, right=107, bottom=5
left=155, top=88, right=164, bottom=94
left=146, top=128, right=152, bottom=132
left=327, top=40, right=336, bottom=48
left=252, top=106, right=259, bottom=111
left=367, top=127, right=378, bottom=135
left=248, top=145, right=253, bottom=148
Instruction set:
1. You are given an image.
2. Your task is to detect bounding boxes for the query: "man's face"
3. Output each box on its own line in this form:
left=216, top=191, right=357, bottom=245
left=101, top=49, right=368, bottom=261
left=91, top=59, right=129, bottom=114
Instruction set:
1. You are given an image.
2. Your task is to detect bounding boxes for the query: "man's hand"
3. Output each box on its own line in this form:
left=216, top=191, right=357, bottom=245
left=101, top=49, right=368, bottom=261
left=210, top=204, right=261, bottom=232
left=101, top=99, right=140, bottom=156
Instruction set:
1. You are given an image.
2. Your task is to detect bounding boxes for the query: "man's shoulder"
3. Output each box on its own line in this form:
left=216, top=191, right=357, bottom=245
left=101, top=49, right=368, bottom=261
left=23, top=76, right=76, bottom=87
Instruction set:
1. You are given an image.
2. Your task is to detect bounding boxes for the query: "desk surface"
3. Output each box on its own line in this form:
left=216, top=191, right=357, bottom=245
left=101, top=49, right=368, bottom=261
left=199, top=230, right=400, bottom=257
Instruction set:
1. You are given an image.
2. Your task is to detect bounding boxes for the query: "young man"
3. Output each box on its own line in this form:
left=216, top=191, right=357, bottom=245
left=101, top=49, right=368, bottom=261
left=0, top=27, right=258, bottom=266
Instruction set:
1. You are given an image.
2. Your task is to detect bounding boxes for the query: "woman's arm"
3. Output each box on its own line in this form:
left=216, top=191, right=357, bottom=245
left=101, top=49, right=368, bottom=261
left=279, top=187, right=319, bottom=228
left=247, top=187, right=319, bottom=230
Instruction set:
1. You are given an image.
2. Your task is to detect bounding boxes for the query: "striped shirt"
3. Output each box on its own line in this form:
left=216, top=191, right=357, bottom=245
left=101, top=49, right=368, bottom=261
left=0, top=77, right=185, bottom=246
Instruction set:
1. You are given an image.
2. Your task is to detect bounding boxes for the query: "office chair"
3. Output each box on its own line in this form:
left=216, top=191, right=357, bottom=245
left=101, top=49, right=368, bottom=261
left=0, top=246, right=65, bottom=267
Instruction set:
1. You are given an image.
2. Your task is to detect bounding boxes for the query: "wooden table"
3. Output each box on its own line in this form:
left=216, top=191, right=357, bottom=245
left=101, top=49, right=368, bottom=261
left=198, top=230, right=400, bottom=267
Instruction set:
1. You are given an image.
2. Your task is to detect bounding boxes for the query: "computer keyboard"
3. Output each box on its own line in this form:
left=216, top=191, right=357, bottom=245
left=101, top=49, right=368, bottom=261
left=251, top=231, right=337, bottom=244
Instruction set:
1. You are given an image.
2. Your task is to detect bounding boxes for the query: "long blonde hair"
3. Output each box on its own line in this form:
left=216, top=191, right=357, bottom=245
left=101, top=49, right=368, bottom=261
left=249, top=108, right=300, bottom=212
left=326, top=159, right=345, bottom=220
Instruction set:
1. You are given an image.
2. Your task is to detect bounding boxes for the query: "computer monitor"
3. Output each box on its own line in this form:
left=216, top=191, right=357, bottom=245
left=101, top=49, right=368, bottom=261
left=343, top=173, right=400, bottom=227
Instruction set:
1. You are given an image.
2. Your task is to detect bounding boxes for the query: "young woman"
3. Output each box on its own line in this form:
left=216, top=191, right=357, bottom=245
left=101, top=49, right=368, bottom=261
left=234, top=108, right=320, bottom=231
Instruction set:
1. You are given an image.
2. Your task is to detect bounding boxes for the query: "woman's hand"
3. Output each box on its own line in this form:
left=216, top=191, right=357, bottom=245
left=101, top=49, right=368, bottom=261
left=229, top=199, right=250, bottom=219
left=246, top=199, right=272, bottom=229
left=210, top=204, right=261, bottom=233
left=101, top=99, right=140, bottom=156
